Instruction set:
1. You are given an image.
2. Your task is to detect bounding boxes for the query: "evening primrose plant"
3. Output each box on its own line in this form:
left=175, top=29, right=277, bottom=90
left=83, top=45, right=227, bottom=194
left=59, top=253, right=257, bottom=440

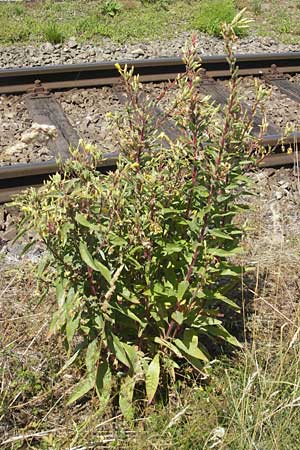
left=16, top=12, right=268, bottom=419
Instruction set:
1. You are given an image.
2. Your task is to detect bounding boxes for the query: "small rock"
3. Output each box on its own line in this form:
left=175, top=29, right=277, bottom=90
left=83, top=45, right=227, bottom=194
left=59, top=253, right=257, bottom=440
left=44, top=42, right=54, bottom=53
left=1, top=227, right=17, bottom=242
left=67, top=37, right=78, bottom=49
left=264, top=168, right=276, bottom=177
left=4, top=142, right=27, bottom=155
left=131, top=47, right=145, bottom=56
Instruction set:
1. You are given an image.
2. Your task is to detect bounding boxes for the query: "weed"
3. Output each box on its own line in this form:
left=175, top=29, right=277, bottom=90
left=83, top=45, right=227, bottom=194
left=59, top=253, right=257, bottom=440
left=12, top=4, right=25, bottom=17
left=16, top=11, right=265, bottom=420
left=192, top=0, right=247, bottom=37
left=101, top=0, right=122, bottom=17
left=43, top=21, right=64, bottom=44
left=139, top=0, right=171, bottom=10
left=252, top=0, right=262, bottom=15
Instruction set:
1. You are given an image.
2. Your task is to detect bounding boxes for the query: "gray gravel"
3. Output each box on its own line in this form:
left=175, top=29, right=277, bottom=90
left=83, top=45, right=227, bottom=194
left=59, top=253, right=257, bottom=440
left=55, top=87, right=121, bottom=152
left=221, top=77, right=300, bottom=130
left=1, top=33, right=300, bottom=69
left=0, top=95, right=53, bottom=166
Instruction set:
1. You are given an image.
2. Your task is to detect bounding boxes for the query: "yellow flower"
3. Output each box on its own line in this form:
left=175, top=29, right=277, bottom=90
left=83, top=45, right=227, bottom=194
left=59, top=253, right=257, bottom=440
left=287, top=147, right=293, bottom=155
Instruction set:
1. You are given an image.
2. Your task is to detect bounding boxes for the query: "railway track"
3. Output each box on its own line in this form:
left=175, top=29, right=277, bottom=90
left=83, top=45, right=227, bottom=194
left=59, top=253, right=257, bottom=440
left=1, top=51, right=300, bottom=203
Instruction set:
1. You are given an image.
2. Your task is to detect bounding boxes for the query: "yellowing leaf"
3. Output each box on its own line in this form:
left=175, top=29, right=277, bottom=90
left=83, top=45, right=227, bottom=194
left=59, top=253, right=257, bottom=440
left=86, top=338, right=99, bottom=376
left=171, top=310, right=184, bottom=325
left=119, top=375, right=135, bottom=421
left=145, top=354, right=160, bottom=404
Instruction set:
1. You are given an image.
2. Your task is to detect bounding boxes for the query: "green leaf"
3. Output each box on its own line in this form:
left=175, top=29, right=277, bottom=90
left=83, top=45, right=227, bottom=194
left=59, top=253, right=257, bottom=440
left=121, top=287, right=140, bottom=304
left=175, top=332, right=208, bottom=362
left=208, top=247, right=244, bottom=257
left=109, top=333, right=131, bottom=368
left=60, top=222, right=74, bottom=246
left=177, top=280, right=189, bottom=301
left=91, top=257, right=111, bottom=283
left=154, top=337, right=183, bottom=358
left=163, top=243, right=183, bottom=255
left=145, top=354, right=160, bottom=404
left=55, top=278, right=66, bottom=308
left=195, top=185, right=210, bottom=197
left=206, top=325, right=242, bottom=347
left=171, top=310, right=184, bottom=325
left=75, top=213, right=99, bottom=231
left=108, top=232, right=127, bottom=246
left=67, top=376, right=94, bottom=405
left=214, top=292, right=240, bottom=311
left=209, top=229, right=233, bottom=240
left=79, top=241, right=111, bottom=283
left=123, top=342, right=139, bottom=372
left=37, top=257, right=49, bottom=278
left=119, top=375, right=135, bottom=421
left=79, top=241, right=98, bottom=271
left=86, top=338, right=99, bottom=377
left=57, top=347, right=81, bottom=376
left=66, top=314, right=80, bottom=347
left=95, top=361, right=112, bottom=409
left=21, top=240, right=36, bottom=256
left=220, top=268, right=241, bottom=277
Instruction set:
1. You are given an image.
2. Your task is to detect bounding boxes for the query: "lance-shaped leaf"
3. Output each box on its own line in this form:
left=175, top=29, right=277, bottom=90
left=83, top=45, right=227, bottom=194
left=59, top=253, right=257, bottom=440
left=177, top=280, right=189, bottom=301
left=145, top=353, right=160, bottom=404
left=208, top=247, right=244, bottom=257
left=96, top=361, right=112, bottom=410
left=67, top=376, right=95, bottom=405
left=175, top=330, right=208, bottom=362
left=66, top=314, right=81, bottom=347
left=119, top=375, right=135, bottom=421
left=86, top=338, right=99, bottom=377
left=109, top=333, right=131, bottom=368
left=79, top=241, right=111, bottom=283
left=154, top=337, right=183, bottom=358
left=75, top=213, right=100, bottom=231
left=206, top=324, right=242, bottom=347
left=209, top=228, right=233, bottom=240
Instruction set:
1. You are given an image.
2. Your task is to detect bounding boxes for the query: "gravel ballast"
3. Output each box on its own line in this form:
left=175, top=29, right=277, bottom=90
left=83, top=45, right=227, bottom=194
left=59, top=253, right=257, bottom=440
left=1, top=33, right=300, bottom=69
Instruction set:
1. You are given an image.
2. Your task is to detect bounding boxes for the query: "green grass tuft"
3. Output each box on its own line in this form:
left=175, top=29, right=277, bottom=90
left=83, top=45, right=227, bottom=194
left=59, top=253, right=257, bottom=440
left=43, top=22, right=65, bottom=44
left=192, top=0, right=246, bottom=37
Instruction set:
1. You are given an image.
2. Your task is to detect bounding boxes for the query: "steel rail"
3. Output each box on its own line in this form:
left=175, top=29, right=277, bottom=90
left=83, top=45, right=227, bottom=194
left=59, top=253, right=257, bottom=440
left=1, top=131, right=299, bottom=203
left=1, top=52, right=300, bottom=94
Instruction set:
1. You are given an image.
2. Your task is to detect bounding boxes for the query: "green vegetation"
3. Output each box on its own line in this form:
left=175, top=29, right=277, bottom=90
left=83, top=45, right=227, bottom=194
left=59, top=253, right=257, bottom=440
left=0, top=0, right=191, bottom=45
left=16, top=14, right=257, bottom=419
left=43, top=22, right=65, bottom=45
left=0, top=0, right=298, bottom=46
left=192, top=0, right=245, bottom=37
left=251, top=0, right=262, bottom=15
left=101, top=0, right=123, bottom=17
